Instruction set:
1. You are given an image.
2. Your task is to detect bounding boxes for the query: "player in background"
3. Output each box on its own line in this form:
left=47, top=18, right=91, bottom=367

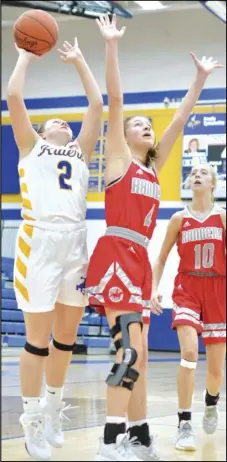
left=7, top=39, right=103, bottom=461
left=86, top=14, right=224, bottom=462
left=151, top=164, right=226, bottom=451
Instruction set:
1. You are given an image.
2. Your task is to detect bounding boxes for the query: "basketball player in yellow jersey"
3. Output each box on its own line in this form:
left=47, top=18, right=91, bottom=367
left=7, top=38, right=103, bottom=461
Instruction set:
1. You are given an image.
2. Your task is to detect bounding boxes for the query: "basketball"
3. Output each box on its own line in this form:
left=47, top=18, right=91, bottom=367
left=13, top=9, right=59, bottom=55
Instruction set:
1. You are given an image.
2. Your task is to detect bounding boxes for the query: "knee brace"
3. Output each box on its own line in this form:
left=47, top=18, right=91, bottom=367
left=106, top=313, right=143, bottom=391
left=53, top=338, right=75, bottom=351
left=24, top=341, right=49, bottom=357
left=180, top=358, right=197, bottom=370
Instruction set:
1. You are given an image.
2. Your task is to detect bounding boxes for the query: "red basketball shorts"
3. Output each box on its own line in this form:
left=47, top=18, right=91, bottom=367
left=172, top=272, right=226, bottom=345
left=86, top=236, right=152, bottom=324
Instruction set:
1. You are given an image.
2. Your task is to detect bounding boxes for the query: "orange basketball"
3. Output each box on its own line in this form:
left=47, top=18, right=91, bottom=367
left=13, top=9, right=59, bottom=56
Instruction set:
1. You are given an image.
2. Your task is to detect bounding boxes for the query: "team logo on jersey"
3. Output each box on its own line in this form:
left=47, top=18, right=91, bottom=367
left=131, top=178, right=160, bottom=200
left=38, top=144, right=84, bottom=161
left=76, top=277, right=86, bottom=295
left=182, top=226, right=223, bottom=243
left=109, top=287, right=124, bottom=303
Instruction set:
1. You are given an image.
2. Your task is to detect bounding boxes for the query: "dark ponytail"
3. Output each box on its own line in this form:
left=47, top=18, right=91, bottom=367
left=145, top=144, right=159, bottom=167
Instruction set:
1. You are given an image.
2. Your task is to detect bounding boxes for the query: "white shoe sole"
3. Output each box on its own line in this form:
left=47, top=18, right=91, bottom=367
left=94, top=456, right=112, bottom=461
left=25, top=443, right=51, bottom=461
left=175, top=443, right=196, bottom=451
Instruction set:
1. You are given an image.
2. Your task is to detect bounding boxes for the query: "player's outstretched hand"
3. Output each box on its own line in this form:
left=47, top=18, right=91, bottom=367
left=190, top=52, right=224, bottom=76
left=96, top=14, right=126, bottom=42
left=57, top=38, right=83, bottom=64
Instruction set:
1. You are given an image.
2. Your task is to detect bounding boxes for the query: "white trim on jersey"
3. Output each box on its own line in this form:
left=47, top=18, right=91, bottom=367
left=184, top=204, right=220, bottom=224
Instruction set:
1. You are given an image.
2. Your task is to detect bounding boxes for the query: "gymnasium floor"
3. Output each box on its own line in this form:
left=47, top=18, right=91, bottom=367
left=2, top=352, right=226, bottom=461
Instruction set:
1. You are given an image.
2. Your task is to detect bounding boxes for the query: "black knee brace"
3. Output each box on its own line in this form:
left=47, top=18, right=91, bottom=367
left=53, top=338, right=75, bottom=351
left=106, top=313, right=143, bottom=391
left=24, top=341, right=49, bottom=356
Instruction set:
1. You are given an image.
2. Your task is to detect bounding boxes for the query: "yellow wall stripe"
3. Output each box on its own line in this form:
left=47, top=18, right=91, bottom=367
left=19, top=236, right=31, bottom=258
left=16, top=256, right=27, bottom=279
left=15, top=277, right=29, bottom=302
left=22, top=198, right=33, bottom=211
left=1, top=106, right=226, bottom=126
left=21, top=183, right=28, bottom=193
left=1, top=194, right=21, bottom=203
left=87, top=192, right=104, bottom=202
left=23, top=224, right=34, bottom=238
left=2, top=104, right=226, bottom=202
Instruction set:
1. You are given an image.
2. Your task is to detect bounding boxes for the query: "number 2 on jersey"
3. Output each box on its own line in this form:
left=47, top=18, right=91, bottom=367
left=144, top=204, right=155, bottom=228
left=194, top=243, right=215, bottom=270
left=58, top=161, right=72, bottom=190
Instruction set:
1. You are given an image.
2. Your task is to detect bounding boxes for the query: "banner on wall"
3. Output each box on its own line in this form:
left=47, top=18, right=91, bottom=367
left=181, top=113, right=226, bottom=200
left=87, top=120, right=107, bottom=193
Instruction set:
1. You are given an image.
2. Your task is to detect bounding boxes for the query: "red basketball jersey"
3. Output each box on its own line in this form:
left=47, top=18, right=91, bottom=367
left=105, top=160, right=160, bottom=240
left=177, top=206, right=226, bottom=276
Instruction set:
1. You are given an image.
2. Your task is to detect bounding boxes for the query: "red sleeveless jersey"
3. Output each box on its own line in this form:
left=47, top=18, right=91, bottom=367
left=105, top=160, right=160, bottom=240
left=177, top=206, right=226, bottom=276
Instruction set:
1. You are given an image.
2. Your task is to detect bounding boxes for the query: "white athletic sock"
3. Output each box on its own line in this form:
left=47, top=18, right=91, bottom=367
left=128, top=419, right=147, bottom=427
left=45, top=385, right=64, bottom=406
left=178, top=408, right=192, bottom=413
left=22, top=397, right=41, bottom=415
left=106, top=416, right=127, bottom=424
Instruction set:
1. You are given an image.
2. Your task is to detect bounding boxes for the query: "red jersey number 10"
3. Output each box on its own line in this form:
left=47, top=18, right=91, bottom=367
left=194, top=243, right=215, bottom=270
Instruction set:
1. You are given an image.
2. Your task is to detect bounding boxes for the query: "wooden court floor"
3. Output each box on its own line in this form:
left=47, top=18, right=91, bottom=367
left=2, top=352, right=226, bottom=461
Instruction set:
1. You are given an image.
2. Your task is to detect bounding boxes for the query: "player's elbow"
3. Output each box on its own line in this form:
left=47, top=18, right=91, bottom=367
left=89, top=98, right=103, bottom=118
left=108, top=94, right=123, bottom=107
left=7, top=87, right=22, bottom=101
left=94, top=98, right=103, bottom=113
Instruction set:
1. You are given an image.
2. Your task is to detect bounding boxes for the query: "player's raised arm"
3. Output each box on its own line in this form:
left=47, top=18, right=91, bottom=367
left=58, top=38, right=103, bottom=163
left=155, top=54, right=224, bottom=174
left=96, top=14, right=131, bottom=183
left=7, top=46, right=40, bottom=157
left=151, top=212, right=182, bottom=314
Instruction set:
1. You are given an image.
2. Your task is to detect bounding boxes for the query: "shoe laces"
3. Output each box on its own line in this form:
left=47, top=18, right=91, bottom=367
left=47, top=403, right=77, bottom=433
left=179, top=422, right=193, bottom=439
left=129, top=436, right=141, bottom=448
left=24, top=419, right=46, bottom=448
left=205, top=406, right=218, bottom=424
left=116, top=434, right=134, bottom=457
left=130, top=435, right=160, bottom=460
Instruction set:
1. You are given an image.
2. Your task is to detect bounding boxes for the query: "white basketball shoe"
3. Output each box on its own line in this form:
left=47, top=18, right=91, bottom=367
left=94, top=433, right=142, bottom=461
left=19, top=412, right=51, bottom=461
left=175, top=421, right=196, bottom=451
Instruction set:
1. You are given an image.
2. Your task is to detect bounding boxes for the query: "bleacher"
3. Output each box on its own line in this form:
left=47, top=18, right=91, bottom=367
left=1, top=257, right=111, bottom=354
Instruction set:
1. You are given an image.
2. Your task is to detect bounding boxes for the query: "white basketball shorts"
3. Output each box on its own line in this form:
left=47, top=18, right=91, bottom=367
left=13, top=221, right=88, bottom=312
